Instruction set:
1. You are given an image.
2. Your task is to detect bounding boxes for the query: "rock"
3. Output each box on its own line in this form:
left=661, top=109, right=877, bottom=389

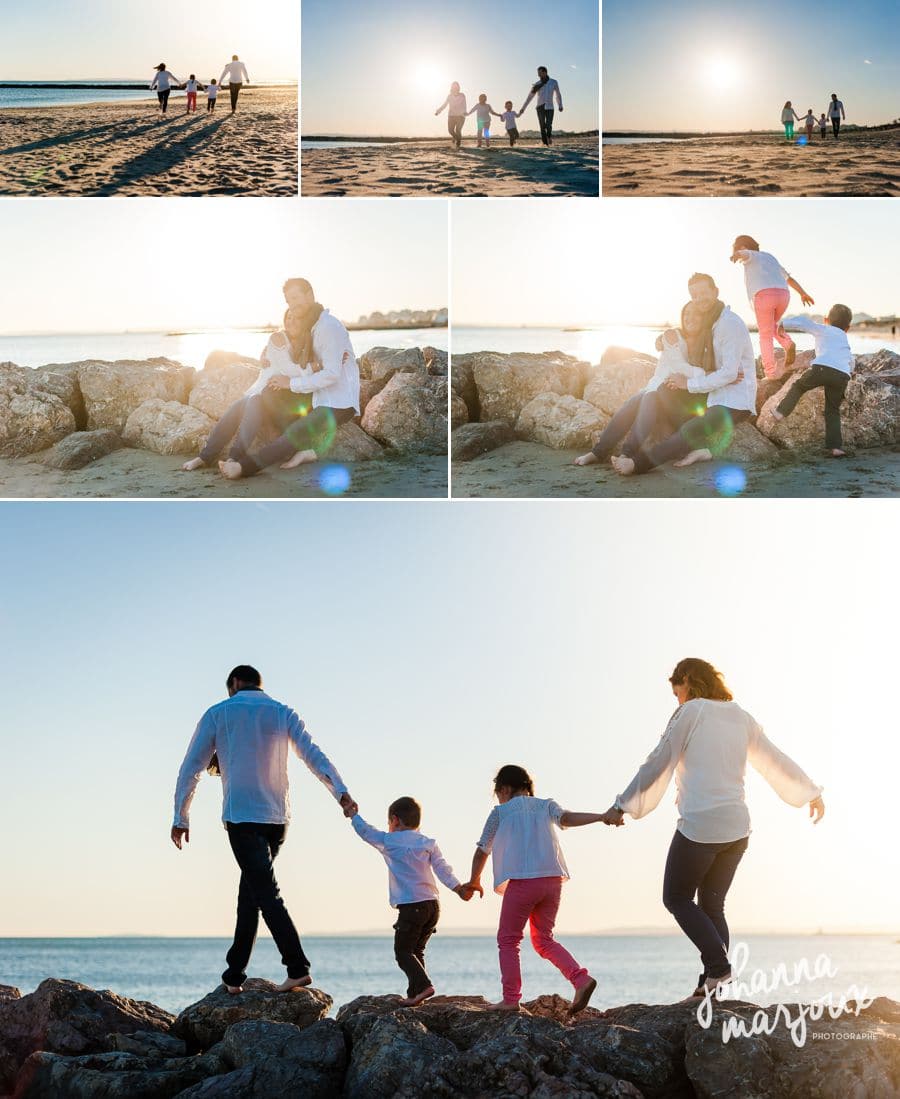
left=30, top=363, right=87, bottom=430
left=325, top=421, right=384, bottom=462
left=856, top=348, right=900, bottom=376
left=122, top=400, right=215, bottom=456
left=15, top=1049, right=223, bottom=1099
left=599, top=346, right=657, bottom=369
left=451, top=421, right=515, bottom=462
left=173, top=1066, right=256, bottom=1098
left=342, top=1012, right=456, bottom=1099
left=0, top=365, right=76, bottom=457
left=361, top=374, right=447, bottom=454
left=516, top=393, right=609, bottom=449
left=450, top=393, right=469, bottom=431
left=78, top=360, right=194, bottom=433
left=214, top=1018, right=346, bottom=1098
left=423, top=347, right=448, bottom=376
left=0, top=986, right=21, bottom=1004
left=189, top=358, right=260, bottom=422
left=172, top=979, right=331, bottom=1052
left=358, top=346, right=426, bottom=384
left=41, top=429, right=123, bottom=469
left=721, top=421, right=780, bottom=465
left=472, top=352, right=585, bottom=424
left=109, top=1031, right=187, bottom=1058
left=0, top=979, right=173, bottom=1093
left=359, top=377, right=387, bottom=414
left=583, top=358, right=657, bottom=417
left=684, top=1014, right=776, bottom=1098
left=450, top=353, right=480, bottom=422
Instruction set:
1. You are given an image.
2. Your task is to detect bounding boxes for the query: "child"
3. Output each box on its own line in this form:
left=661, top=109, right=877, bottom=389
left=465, top=764, right=615, bottom=1014
left=467, top=94, right=501, bottom=148
left=500, top=102, right=520, bottom=146
left=349, top=797, right=476, bottom=1006
left=780, top=101, right=801, bottom=141
left=803, top=109, right=815, bottom=141
left=730, top=235, right=814, bottom=380
left=206, top=79, right=219, bottom=112
left=818, top=113, right=828, bottom=140
left=772, top=305, right=854, bottom=457
left=184, top=75, right=204, bottom=114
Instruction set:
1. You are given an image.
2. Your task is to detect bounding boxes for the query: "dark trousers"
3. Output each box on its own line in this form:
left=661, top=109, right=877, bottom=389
left=157, top=89, right=171, bottom=113
left=536, top=106, right=554, bottom=145
left=777, top=363, right=849, bottom=449
left=208, top=98, right=217, bottom=112
left=199, top=393, right=275, bottom=465
left=831, top=116, right=841, bottom=138
left=223, top=822, right=310, bottom=986
left=507, top=127, right=519, bottom=146
left=240, top=395, right=356, bottom=475
left=448, top=115, right=465, bottom=147
left=662, top=829, right=749, bottom=980
left=634, top=405, right=751, bottom=473
left=394, top=899, right=439, bottom=996
left=591, top=389, right=673, bottom=461
left=229, top=82, right=242, bottom=111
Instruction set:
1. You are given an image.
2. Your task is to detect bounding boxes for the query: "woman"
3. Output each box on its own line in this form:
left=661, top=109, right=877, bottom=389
left=150, top=63, right=183, bottom=116
left=780, top=101, right=801, bottom=141
left=435, top=82, right=467, bottom=149
left=605, top=658, right=824, bottom=998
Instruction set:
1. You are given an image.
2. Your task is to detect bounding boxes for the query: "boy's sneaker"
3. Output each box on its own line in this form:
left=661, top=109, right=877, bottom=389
left=399, top=985, right=435, bottom=1007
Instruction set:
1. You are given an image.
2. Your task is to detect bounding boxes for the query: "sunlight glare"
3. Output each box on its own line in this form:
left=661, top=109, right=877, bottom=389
left=702, top=55, right=741, bottom=92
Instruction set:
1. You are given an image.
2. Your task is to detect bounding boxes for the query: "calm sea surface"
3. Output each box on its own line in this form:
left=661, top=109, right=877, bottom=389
left=0, top=82, right=295, bottom=110
left=1, top=328, right=447, bottom=372
left=0, top=935, right=895, bottom=1016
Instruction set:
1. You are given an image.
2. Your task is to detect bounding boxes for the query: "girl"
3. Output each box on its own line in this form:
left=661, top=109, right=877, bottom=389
left=467, top=94, right=501, bottom=148
left=604, top=659, right=824, bottom=999
left=780, top=101, right=801, bottom=141
left=184, top=75, right=203, bottom=114
left=435, top=82, right=467, bottom=149
left=150, top=63, right=183, bottom=116
left=803, top=109, right=815, bottom=141
left=730, top=234, right=814, bottom=380
left=465, top=764, right=614, bottom=1013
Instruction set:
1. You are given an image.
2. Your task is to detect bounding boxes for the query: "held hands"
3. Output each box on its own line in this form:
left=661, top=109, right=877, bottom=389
left=808, top=796, right=825, bottom=824
left=601, top=807, right=625, bottom=827
left=456, top=881, right=484, bottom=901
left=266, top=374, right=293, bottom=390
left=339, top=792, right=359, bottom=818
left=171, top=826, right=189, bottom=849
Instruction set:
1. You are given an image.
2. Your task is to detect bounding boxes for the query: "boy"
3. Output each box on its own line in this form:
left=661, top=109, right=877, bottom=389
left=818, top=113, right=828, bottom=140
left=500, top=102, right=520, bottom=146
left=206, top=79, right=219, bottom=112
left=772, top=305, right=854, bottom=457
left=349, top=797, right=479, bottom=1005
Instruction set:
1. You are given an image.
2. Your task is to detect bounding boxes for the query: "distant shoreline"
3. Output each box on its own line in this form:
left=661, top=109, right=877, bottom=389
left=304, top=130, right=599, bottom=144
left=604, top=123, right=899, bottom=138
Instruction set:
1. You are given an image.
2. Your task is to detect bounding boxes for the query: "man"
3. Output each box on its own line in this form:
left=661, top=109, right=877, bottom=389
left=519, top=66, right=563, bottom=147
left=172, top=665, right=355, bottom=993
left=612, top=273, right=757, bottom=475
left=827, top=93, right=845, bottom=139
left=219, top=55, right=251, bottom=113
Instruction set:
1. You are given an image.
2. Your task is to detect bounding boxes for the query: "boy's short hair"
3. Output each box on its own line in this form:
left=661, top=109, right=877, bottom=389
left=389, top=796, right=421, bottom=828
left=827, top=304, right=852, bottom=331
left=688, top=272, right=718, bottom=292
left=226, top=665, right=261, bottom=689
left=284, top=277, right=314, bottom=298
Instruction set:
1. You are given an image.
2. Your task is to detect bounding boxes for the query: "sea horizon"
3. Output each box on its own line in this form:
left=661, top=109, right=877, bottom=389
left=0, top=80, right=296, bottom=110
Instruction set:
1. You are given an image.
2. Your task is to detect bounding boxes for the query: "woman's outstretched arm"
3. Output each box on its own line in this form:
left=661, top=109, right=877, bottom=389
left=614, top=702, right=700, bottom=819
left=747, top=721, right=824, bottom=810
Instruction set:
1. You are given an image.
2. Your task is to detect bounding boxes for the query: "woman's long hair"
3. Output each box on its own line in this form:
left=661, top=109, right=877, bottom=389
left=493, top=764, right=535, bottom=796
left=284, top=304, right=323, bottom=366
left=669, top=658, right=733, bottom=701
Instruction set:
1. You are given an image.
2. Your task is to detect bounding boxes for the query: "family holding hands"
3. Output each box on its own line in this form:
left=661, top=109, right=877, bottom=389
left=172, top=658, right=824, bottom=1014
left=435, top=66, right=563, bottom=149
left=150, top=55, right=250, bottom=116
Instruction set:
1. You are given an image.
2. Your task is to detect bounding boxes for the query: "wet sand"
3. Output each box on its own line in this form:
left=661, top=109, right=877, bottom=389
left=0, top=448, right=447, bottom=499
left=302, top=136, right=598, bottom=197
left=603, top=128, right=900, bottom=197
left=0, top=86, right=297, bottom=196
left=452, top=440, right=900, bottom=499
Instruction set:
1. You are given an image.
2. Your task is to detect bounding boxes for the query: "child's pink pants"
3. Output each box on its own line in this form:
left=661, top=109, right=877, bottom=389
left=753, top=287, right=793, bottom=378
left=187, top=92, right=197, bottom=112
left=497, top=876, right=590, bottom=1004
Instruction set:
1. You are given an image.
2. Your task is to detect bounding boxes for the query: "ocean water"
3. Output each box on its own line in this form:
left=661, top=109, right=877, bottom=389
left=0, top=82, right=296, bottom=110
left=602, top=137, right=686, bottom=145
left=0, top=935, right=895, bottom=1017
left=451, top=326, right=900, bottom=362
left=1, top=327, right=447, bottom=372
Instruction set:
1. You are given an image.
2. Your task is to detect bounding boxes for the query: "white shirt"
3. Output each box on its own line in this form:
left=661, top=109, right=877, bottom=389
left=803, top=113, right=816, bottom=126
left=522, top=78, right=562, bottom=112
left=687, top=306, right=757, bottom=412
left=828, top=99, right=844, bottom=118
left=172, top=689, right=347, bottom=828
left=735, top=249, right=790, bottom=301
left=289, top=310, right=361, bottom=413
left=220, top=60, right=250, bottom=85
left=185, top=79, right=201, bottom=93
left=500, top=110, right=519, bottom=130
left=477, top=796, right=570, bottom=895
left=351, top=816, right=460, bottom=906
left=207, top=85, right=219, bottom=98
left=150, top=71, right=181, bottom=92
left=782, top=315, right=854, bottom=376
left=437, top=92, right=467, bottom=116
left=781, top=106, right=799, bottom=123
left=615, top=698, right=823, bottom=844
left=243, top=336, right=304, bottom=397
left=645, top=332, right=705, bottom=393
left=468, top=103, right=496, bottom=124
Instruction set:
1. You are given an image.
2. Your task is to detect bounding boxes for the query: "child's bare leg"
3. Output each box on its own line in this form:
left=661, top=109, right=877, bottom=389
left=280, top=448, right=317, bottom=470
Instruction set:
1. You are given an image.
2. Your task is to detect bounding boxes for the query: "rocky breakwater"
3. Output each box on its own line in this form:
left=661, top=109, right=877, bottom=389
left=2, top=980, right=898, bottom=1098
left=0, top=346, right=449, bottom=470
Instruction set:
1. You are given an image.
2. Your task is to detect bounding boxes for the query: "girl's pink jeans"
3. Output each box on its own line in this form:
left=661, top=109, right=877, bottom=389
left=754, top=287, right=794, bottom=378
left=497, top=876, right=590, bottom=1004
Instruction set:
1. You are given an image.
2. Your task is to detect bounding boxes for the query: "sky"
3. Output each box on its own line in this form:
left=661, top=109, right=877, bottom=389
left=0, top=200, right=447, bottom=335
left=1, top=500, right=897, bottom=938
left=0, top=0, right=298, bottom=82
left=603, top=0, right=900, bottom=131
left=301, top=0, right=598, bottom=137
left=452, top=198, right=900, bottom=327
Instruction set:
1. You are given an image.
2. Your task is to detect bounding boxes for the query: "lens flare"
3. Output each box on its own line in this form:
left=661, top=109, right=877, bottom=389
left=319, top=464, right=351, bottom=496
left=797, top=135, right=808, bottom=147
left=285, top=408, right=339, bottom=455
left=715, top=466, right=747, bottom=496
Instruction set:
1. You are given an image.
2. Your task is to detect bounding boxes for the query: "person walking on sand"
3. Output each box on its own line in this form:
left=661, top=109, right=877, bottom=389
left=172, top=664, right=357, bottom=995
left=435, top=82, right=468, bottom=149
left=150, top=63, right=183, bottom=117
left=184, top=75, right=204, bottom=114
left=206, top=79, right=219, bottom=112
left=802, top=109, right=816, bottom=141
left=520, top=66, right=563, bottom=146
left=827, top=93, right=846, bottom=139
left=219, top=55, right=250, bottom=113
left=467, top=94, right=502, bottom=149
left=780, top=101, right=801, bottom=141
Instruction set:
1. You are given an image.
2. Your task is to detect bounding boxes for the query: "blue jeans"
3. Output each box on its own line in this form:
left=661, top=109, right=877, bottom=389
left=199, top=394, right=271, bottom=465
left=591, top=390, right=668, bottom=462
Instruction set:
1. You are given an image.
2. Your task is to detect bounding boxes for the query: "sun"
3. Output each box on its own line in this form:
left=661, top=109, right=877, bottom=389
left=702, top=55, right=741, bottom=92
left=411, top=59, right=445, bottom=93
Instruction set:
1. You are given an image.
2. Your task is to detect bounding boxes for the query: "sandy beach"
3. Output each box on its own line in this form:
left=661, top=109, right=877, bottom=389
left=603, top=128, right=900, bottom=197
left=301, top=135, right=598, bottom=196
left=0, top=86, right=297, bottom=196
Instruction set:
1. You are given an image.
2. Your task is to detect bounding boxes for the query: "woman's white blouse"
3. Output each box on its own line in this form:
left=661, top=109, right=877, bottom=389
left=615, top=699, right=823, bottom=843
left=437, top=93, right=468, bottom=116
left=243, top=337, right=304, bottom=397
left=736, top=250, right=790, bottom=301
left=289, top=310, right=361, bottom=413
left=150, top=71, right=181, bottom=92
left=477, top=796, right=570, bottom=894
left=645, top=332, right=705, bottom=392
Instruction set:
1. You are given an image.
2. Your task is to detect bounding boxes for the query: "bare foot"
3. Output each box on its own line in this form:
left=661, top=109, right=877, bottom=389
left=673, top=448, right=712, bottom=468
left=219, top=460, right=244, bottom=480
left=277, top=976, right=313, bottom=993
left=827, top=448, right=847, bottom=458
left=398, top=985, right=435, bottom=1007
left=488, top=1000, right=521, bottom=1011
left=181, top=457, right=206, bottom=472
left=610, top=455, right=635, bottom=476
left=280, top=448, right=318, bottom=470
left=224, top=984, right=243, bottom=995
left=569, top=976, right=597, bottom=1016
left=573, top=451, right=598, bottom=466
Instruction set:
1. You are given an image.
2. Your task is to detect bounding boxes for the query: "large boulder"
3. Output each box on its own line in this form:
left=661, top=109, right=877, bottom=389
left=172, top=980, right=331, bottom=1052
left=599, top=346, right=656, bottom=369
left=122, top=400, right=215, bottom=456
left=15, top=1049, right=223, bottom=1099
left=78, top=360, right=194, bottom=433
left=722, top=421, right=780, bottom=465
left=583, top=358, right=657, bottom=417
left=361, top=373, right=447, bottom=454
left=450, top=353, right=480, bottom=422
left=451, top=421, right=515, bottom=462
left=359, top=346, right=426, bottom=384
left=423, top=346, right=448, bottom=376
left=41, top=429, right=123, bottom=470
left=189, top=357, right=260, bottom=421
left=325, top=421, right=384, bottom=462
left=30, top=363, right=87, bottom=429
left=471, top=352, right=585, bottom=424
left=0, top=364, right=77, bottom=457
left=342, top=1012, right=456, bottom=1099
left=516, top=393, right=609, bottom=449
left=450, top=393, right=469, bottom=431
left=856, top=348, right=900, bottom=376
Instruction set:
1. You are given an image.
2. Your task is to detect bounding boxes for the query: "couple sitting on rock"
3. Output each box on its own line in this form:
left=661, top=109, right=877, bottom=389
left=172, top=659, right=823, bottom=1013
left=182, top=278, right=360, bottom=479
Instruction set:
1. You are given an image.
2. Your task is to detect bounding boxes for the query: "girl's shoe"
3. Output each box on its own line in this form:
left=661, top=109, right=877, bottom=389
left=569, top=976, right=597, bottom=1015
left=399, top=985, right=435, bottom=1007
left=700, top=971, right=732, bottom=997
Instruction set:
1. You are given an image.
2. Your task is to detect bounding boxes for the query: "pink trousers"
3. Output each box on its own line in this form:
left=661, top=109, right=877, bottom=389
left=186, top=92, right=197, bottom=112
left=754, top=287, right=794, bottom=378
left=497, top=876, right=590, bottom=1004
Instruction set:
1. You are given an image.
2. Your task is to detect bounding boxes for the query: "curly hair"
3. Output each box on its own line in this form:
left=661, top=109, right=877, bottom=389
left=669, top=658, right=733, bottom=702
